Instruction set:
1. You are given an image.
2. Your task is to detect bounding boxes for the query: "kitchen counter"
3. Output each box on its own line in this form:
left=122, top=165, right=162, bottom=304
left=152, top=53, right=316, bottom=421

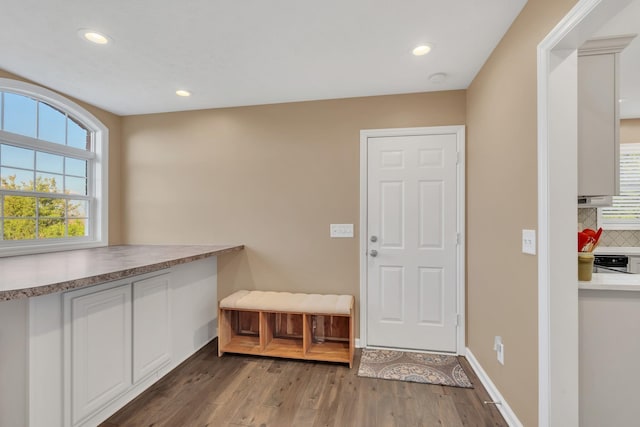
left=594, top=246, right=640, bottom=256
left=579, top=276, right=640, bottom=426
left=0, top=244, right=244, bottom=301
left=1, top=244, right=242, bottom=427
left=578, top=272, right=640, bottom=291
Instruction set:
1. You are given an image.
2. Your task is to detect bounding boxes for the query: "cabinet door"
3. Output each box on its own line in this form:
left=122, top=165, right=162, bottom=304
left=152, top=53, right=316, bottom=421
left=67, top=283, right=132, bottom=425
left=133, top=273, right=171, bottom=383
left=578, top=53, right=617, bottom=196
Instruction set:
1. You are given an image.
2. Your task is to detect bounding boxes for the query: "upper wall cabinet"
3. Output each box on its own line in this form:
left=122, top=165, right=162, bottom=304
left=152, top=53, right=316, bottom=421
left=578, top=35, right=635, bottom=198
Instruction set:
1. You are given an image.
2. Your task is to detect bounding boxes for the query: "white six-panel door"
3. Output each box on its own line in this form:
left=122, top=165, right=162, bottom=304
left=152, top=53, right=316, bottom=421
left=363, top=127, right=463, bottom=353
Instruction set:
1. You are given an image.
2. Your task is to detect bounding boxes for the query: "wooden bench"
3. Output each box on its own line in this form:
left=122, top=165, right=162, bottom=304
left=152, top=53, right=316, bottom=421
left=218, top=290, right=355, bottom=367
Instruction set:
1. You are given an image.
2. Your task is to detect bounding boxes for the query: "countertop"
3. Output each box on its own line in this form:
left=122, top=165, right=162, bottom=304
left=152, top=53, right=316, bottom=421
left=579, top=272, right=640, bottom=291
left=0, top=244, right=244, bottom=301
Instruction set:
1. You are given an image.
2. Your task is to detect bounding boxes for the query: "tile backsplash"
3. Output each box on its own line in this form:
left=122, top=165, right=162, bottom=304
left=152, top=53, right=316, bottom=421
left=578, top=208, right=640, bottom=247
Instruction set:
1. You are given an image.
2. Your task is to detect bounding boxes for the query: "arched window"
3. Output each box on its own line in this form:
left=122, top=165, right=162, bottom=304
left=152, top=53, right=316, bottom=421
left=0, top=79, right=108, bottom=256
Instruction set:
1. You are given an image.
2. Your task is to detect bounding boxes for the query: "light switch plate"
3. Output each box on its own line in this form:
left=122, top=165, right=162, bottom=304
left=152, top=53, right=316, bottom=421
left=330, top=224, right=354, bottom=238
left=522, top=229, right=536, bottom=255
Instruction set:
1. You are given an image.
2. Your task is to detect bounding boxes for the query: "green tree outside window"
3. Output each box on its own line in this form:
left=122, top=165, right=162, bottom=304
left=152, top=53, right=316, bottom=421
left=2, top=175, right=86, bottom=240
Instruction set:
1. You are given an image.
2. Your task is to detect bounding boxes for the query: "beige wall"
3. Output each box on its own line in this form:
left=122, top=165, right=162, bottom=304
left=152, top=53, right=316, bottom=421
left=621, top=118, right=640, bottom=143
left=0, top=69, right=124, bottom=244
left=121, top=91, right=466, bottom=331
left=465, top=0, right=577, bottom=425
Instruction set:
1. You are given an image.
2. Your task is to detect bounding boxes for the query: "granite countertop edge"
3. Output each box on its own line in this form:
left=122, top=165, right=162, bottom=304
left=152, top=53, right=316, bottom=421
left=0, top=244, right=244, bottom=301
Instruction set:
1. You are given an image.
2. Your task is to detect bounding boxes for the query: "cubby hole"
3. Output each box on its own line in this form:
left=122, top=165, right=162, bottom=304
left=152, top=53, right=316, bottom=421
left=219, top=310, right=261, bottom=354
left=306, top=314, right=350, bottom=362
left=263, top=312, right=304, bottom=357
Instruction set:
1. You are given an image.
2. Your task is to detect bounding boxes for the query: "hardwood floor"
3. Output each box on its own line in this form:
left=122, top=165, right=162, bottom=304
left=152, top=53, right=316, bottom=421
left=102, top=339, right=507, bottom=427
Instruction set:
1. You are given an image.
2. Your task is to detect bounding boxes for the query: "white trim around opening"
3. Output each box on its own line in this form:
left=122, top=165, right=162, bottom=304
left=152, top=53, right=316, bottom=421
left=536, top=0, right=632, bottom=425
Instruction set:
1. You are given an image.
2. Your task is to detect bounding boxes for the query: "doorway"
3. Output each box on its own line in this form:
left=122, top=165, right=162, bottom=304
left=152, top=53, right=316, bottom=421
left=537, top=0, right=633, bottom=424
left=359, top=126, right=465, bottom=353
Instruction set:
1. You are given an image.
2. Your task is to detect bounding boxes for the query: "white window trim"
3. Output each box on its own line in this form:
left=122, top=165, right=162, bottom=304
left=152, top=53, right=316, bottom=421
left=0, top=78, right=108, bottom=256
left=597, top=142, right=640, bottom=231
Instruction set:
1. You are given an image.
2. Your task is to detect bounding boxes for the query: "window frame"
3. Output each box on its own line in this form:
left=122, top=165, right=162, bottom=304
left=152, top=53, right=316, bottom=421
left=597, top=142, right=640, bottom=231
left=0, top=78, right=108, bottom=256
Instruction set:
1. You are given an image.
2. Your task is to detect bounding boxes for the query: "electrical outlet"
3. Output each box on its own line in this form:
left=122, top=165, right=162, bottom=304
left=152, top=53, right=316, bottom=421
left=497, top=343, right=505, bottom=365
left=494, top=336, right=504, bottom=365
left=493, top=335, right=502, bottom=351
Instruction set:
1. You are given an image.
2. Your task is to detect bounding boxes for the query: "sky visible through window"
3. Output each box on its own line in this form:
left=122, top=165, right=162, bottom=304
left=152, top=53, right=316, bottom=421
left=2, top=92, right=90, bottom=150
left=0, top=91, right=91, bottom=240
left=1, top=92, right=89, bottom=196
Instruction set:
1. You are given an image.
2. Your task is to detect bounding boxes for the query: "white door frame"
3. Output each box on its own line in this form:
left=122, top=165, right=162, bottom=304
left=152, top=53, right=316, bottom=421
left=359, top=125, right=466, bottom=354
left=537, top=0, right=631, bottom=425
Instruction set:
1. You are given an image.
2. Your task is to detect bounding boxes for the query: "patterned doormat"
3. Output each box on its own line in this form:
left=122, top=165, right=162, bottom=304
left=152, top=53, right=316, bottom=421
left=357, top=348, right=473, bottom=388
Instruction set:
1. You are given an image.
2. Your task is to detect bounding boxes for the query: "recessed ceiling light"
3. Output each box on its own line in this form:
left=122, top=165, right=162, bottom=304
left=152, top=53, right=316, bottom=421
left=412, top=45, right=432, bottom=56
left=619, top=97, right=627, bottom=103
left=176, top=90, right=191, bottom=97
left=79, top=30, right=109, bottom=45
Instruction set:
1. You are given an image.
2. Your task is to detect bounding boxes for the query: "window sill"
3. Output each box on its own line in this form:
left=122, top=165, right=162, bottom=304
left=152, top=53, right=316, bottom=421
left=0, top=240, right=108, bottom=258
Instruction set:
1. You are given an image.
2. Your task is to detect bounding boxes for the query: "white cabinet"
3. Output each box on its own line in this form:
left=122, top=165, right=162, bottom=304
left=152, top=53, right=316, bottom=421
left=64, top=283, right=132, bottom=426
left=579, top=289, right=640, bottom=426
left=578, top=52, right=617, bottom=197
left=18, top=256, right=217, bottom=427
left=64, top=271, right=172, bottom=427
left=577, top=35, right=633, bottom=197
left=132, top=273, right=171, bottom=383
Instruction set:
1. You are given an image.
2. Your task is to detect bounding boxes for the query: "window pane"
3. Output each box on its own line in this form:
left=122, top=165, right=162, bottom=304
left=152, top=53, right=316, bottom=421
left=68, top=218, right=88, bottom=237
left=0, top=85, right=100, bottom=248
left=35, top=173, right=63, bottom=193
left=1, top=167, right=34, bottom=190
left=36, top=152, right=64, bottom=174
left=68, top=199, right=88, bottom=218
left=65, top=157, right=87, bottom=177
left=4, top=195, right=36, bottom=217
left=3, top=93, right=37, bottom=137
left=65, top=176, right=87, bottom=195
left=38, top=102, right=66, bottom=145
left=4, top=219, right=36, bottom=240
left=600, top=143, right=640, bottom=229
left=1, top=144, right=34, bottom=169
left=67, top=117, right=90, bottom=150
left=39, top=198, right=65, bottom=218
left=39, top=219, right=65, bottom=238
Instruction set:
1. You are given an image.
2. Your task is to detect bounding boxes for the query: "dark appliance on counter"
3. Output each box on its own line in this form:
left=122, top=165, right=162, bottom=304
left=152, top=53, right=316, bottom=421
left=593, top=255, right=630, bottom=273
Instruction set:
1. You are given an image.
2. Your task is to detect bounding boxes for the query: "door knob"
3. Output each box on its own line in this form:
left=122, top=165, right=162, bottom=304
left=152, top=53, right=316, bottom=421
left=370, top=249, right=378, bottom=257
left=370, top=235, right=378, bottom=242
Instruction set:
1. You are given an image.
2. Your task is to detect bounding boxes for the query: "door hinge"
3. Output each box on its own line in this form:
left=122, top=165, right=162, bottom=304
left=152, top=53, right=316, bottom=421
left=457, top=151, right=462, bottom=164
left=455, top=313, right=461, bottom=326
left=456, top=233, right=462, bottom=245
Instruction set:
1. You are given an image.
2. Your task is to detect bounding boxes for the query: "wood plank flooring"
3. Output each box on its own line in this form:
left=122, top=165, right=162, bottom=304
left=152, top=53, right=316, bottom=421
left=101, top=339, right=507, bottom=427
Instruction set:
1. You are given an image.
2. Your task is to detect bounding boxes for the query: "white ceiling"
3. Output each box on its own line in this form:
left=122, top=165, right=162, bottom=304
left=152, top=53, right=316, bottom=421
left=593, top=0, right=640, bottom=119
left=0, top=0, right=527, bottom=116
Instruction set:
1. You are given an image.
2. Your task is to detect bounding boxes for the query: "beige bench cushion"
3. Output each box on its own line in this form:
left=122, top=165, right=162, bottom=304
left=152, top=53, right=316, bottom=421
left=220, top=290, right=353, bottom=315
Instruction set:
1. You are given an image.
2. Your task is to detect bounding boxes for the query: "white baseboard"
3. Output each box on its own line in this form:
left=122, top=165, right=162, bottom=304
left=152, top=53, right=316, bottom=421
left=355, top=338, right=362, bottom=348
left=464, top=348, right=523, bottom=427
